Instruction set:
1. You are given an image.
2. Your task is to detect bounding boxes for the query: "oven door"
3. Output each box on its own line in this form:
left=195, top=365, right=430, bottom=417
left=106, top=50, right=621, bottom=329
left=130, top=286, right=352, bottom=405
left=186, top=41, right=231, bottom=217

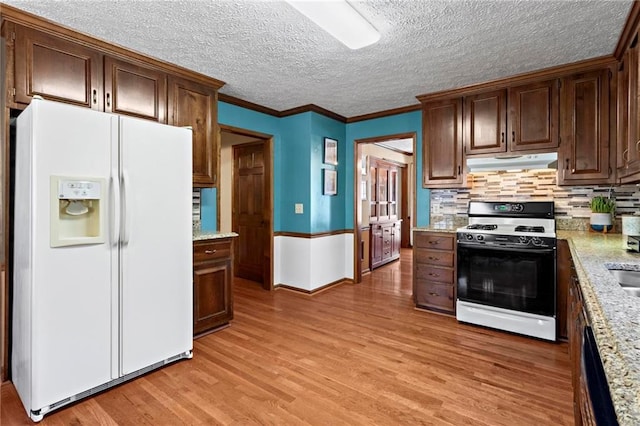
left=457, top=243, right=556, bottom=317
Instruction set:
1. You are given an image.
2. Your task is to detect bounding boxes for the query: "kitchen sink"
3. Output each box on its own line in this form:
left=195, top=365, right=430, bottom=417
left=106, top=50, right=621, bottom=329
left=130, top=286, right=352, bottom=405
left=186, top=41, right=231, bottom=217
left=607, top=268, right=640, bottom=297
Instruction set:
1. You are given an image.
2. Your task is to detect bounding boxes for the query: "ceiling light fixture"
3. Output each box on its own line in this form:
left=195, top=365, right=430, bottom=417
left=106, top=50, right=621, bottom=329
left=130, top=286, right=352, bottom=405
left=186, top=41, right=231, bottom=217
left=285, top=0, right=380, bottom=50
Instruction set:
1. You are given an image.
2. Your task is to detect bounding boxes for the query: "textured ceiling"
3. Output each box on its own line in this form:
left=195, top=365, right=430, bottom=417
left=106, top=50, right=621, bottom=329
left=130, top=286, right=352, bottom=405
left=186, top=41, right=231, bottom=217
left=2, top=0, right=633, bottom=117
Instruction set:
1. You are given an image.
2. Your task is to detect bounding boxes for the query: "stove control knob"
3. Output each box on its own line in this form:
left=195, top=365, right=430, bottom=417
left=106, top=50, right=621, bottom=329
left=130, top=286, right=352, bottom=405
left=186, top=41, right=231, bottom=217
left=519, top=235, right=528, bottom=244
left=465, top=234, right=474, bottom=241
left=531, top=237, right=542, bottom=246
left=476, top=234, right=484, bottom=241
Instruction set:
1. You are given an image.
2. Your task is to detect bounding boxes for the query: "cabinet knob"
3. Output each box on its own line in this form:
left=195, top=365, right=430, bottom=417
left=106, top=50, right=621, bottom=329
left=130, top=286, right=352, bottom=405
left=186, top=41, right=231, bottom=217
left=512, top=131, right=515, bottom=143
left=106, top=92, right=111, bottom=108
left=204, top=249, right=217, bottom=254
left=92, top=89, right=97, bottom=105
left=501, top=132, right=505, bottom=144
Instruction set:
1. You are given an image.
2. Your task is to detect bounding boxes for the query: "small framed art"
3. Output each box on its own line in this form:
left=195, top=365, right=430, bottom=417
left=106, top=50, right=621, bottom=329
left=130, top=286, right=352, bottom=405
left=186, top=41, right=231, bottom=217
left=323, top=137, right=338, bottom=165
left=323, top=169, right=337, bottom=196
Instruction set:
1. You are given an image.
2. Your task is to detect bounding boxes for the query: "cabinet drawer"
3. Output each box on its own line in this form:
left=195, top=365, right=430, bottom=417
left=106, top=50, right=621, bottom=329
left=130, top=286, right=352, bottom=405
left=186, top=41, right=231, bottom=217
left=414, top=233, right=455, bottom=251
left=414, top=249, right=454, bottom=267
left=415, top=282, right=455, bottom=312
left=193, top=239, right=231, bottom=263
left=415, top=265, right=454, bottom=284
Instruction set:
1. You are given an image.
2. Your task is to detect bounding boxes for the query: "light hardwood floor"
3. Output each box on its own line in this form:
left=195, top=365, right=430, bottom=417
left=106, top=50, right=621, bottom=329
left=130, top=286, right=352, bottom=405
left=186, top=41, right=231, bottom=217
left=2, top=249, right=573, bottom=425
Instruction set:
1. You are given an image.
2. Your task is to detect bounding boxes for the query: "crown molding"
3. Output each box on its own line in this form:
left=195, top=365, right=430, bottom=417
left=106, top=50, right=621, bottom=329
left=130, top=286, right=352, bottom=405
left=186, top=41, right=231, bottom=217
left=0, top=3, right=225, bottom=89
left=346, top=104, right=421, bottom=123
left=416, top=55, right=616, bottom=104
left=614, top=1, right=640, bottom=59
left=218, top=93, right=280, bottom=116
left=279, top=104, right=347, bottom=123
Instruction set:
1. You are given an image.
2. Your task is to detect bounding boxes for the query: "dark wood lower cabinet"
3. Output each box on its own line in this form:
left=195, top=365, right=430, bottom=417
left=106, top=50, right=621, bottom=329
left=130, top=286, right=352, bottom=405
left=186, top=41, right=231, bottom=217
left=413, top=231, right=456, bottom=315
left=370, top=221, right=401, bottom=269
left=193, top=238, right=234, bottom=336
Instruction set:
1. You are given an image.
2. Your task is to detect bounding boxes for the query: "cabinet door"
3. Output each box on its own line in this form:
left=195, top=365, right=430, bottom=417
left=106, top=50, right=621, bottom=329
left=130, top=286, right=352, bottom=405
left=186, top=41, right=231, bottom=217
left=13, top=23, right=103, bottom=109
left=464, top=89, right=507, bottom=155
left=422, top=98, right=465, bottom=187
left=617, top=49, right=631, bottom=175
left=558, top=69, right=613, bottom=185
left=193, top=258, right=232, bottom=335
left=508, top=80, right=559, bottom=152
left=104, top=56, right=167, bottom=122
left=370, top=225, right=383, bottom=268
left=168, top=76, right=218, bottom=187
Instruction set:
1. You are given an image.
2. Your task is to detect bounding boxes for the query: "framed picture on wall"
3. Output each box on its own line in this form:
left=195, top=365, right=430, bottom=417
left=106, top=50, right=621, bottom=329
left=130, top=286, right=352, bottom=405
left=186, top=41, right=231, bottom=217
left=323, top=169, right=337, bottom=196
left=324, top=137, right=338, bottom=165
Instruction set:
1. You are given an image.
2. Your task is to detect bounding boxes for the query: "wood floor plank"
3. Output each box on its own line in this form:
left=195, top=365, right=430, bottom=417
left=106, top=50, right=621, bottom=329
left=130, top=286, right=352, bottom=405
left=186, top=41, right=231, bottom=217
left=1, top=249, right=573, bottom=425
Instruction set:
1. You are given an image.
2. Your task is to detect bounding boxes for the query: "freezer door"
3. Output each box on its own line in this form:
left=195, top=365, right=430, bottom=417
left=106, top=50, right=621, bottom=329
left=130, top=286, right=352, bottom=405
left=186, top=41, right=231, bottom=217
left=119, top=116, right=193, bottom=375
left=13, top=99, right=116, bottom=411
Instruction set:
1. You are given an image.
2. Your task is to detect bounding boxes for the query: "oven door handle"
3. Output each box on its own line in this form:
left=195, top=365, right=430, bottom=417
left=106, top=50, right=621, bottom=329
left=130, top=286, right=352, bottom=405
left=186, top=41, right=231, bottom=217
left=457, top=244, right=555, bottom=254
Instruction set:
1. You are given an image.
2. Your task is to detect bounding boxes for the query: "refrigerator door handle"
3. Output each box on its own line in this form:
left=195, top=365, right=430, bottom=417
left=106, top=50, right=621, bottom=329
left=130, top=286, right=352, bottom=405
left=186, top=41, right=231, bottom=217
left=111, top=172, right=121, bottom=245
left=122, top=171, right=132, bottom=245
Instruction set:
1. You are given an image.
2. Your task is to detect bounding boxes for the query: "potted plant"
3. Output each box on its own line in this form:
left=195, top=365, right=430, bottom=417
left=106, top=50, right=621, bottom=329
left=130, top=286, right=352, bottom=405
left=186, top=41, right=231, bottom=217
left=590, top=196, right=616, bottom=232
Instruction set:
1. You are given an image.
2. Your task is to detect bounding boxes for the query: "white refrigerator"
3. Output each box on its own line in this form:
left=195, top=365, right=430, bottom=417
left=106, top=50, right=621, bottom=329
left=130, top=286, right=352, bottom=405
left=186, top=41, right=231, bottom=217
left=12, top=98, right=193, bottom=422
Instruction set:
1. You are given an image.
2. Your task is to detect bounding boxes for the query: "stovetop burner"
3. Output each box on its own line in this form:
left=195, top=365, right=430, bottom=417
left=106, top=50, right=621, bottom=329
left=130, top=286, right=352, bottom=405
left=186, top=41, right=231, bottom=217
left=514, top=225, right=546, bottom=233
left=466, top=224, right=498, bottom=230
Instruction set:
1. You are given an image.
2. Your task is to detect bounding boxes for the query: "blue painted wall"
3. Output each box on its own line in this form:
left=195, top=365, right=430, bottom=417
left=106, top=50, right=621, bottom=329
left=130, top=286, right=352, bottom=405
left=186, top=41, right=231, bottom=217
left=216, top=101, right=428, bottom=236
left=345, top=111, right=429, bottom=228
left=200, top=188, right=217, bottom=231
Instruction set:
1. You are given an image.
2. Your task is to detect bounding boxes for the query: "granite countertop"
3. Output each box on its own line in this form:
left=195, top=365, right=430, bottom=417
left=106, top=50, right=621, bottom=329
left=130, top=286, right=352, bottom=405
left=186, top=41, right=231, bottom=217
left=559, top=231, right=640, bottom=425
left=413, top=226, right=458, bottom=233
left=193, top=231, right=238, bottom=241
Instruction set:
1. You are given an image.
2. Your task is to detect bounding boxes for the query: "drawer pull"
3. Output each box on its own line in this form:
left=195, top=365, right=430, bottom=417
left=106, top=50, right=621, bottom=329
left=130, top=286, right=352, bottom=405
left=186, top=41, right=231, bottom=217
left=204, top=249, right=217, bottom=254
left=428, top=292, right=439, bottom=297
left=427, top=273, right=440, bottom=277
left=428, top=256, right=439, bottom=261
left=428, top=240, right=440, bottom=245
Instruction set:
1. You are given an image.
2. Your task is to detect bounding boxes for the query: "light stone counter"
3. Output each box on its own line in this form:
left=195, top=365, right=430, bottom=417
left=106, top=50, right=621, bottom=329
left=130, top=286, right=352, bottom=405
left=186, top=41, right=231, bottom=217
left=412, top=226, right=458, bottom=234
left=559, top=231, right=640, bottom=425
left=192, top=231, right=238, bottom=241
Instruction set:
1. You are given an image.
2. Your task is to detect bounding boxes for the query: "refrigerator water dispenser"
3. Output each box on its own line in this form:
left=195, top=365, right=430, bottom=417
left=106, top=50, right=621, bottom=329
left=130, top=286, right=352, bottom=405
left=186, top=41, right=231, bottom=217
left=50, top=176, right=106, bottom=247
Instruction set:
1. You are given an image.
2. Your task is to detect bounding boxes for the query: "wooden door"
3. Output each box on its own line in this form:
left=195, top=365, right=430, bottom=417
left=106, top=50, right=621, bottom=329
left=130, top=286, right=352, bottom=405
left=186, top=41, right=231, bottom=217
left=168, top=76, right=217, bottom=187
left=508, top=80, right=559, bottom=152
left=558, top=68, right=612, bottom=184
left=104, top=56, right=167, bottom=122
left=422, top=98, right=465, bottom=187
left=464, top=89, right=507, bottom=155
left=233, top=142, right=267, bottom=287
left=13, top=23, right=103, bottom=109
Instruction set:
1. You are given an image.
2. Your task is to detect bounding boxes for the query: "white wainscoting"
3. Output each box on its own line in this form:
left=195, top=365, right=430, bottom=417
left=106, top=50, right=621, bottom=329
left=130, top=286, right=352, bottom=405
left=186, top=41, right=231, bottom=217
left=274, top=233, right=354, bottom=291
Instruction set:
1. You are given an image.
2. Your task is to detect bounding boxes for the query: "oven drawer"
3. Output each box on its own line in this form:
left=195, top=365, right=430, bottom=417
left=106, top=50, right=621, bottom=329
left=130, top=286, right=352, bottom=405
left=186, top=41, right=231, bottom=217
left=414, top=249, right=454, bottom=267
left=414, top=233, right=454, bottom=251
left=415, top=265, right=454, bottom=284
left=415, top=282, right=454, bottom=312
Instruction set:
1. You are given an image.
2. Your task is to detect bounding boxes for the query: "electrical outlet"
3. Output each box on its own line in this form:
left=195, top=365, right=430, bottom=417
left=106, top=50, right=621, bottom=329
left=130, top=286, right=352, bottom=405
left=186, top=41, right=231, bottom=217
left=295, top=203, right=303, bottom=214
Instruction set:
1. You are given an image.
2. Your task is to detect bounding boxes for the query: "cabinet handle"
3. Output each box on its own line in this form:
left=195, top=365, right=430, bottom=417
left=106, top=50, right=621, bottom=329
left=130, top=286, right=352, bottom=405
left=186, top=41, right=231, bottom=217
left=92, top=89, right=97, bottom=105
left=512, top=131, right=515, bottom=143
left=428, top=240, right=440, bottom=245
left=457, top=165, right=461, bottom=175
left=623, top=149, right=629, bottom=163
left=106, top=92, right=111, bottom=108
left=204, top=249, right=217, bottom=254
left=427, top=273, right=440, bottom=278
left=427, top=256, right=439, bottom=261
left=501, top=132, right=505, bottom=145
left=428, top=292, right=439, bottom=297
left=636, top=140, right=640, bottom=152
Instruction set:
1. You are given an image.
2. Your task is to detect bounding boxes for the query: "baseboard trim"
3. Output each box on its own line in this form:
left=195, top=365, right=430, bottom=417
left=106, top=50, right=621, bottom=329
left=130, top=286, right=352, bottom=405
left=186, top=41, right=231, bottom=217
left=275, top=278, right=353, bottom=295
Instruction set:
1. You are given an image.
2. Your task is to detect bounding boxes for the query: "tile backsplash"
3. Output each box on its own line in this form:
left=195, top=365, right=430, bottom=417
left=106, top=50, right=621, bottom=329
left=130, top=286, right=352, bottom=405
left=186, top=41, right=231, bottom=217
left=430, top=170, right=640, bottom=226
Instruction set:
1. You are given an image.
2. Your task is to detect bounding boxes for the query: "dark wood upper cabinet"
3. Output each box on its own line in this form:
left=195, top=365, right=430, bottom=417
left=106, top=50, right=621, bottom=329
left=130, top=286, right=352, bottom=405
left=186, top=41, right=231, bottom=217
left=558, top=68, right=613, bottom=185
left=618, top=35, right=640, bottom=183
left=464, top=82, right=558, bottom=155
left=104, top=56, right=167, bottom=123
left=464, top=89, right=507, bottom=155
left=422, top=98, right=465, bottom=188
left=12, top=23, right=103, bottom=109
left=508, top=80, right=559, bottom=152
left=169, top=76, right=218, bottom=187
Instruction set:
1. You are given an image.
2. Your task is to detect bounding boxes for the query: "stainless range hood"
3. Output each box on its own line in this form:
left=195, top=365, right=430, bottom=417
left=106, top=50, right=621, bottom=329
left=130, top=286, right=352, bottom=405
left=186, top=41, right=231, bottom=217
left=466, top=152, right=558, bottom=173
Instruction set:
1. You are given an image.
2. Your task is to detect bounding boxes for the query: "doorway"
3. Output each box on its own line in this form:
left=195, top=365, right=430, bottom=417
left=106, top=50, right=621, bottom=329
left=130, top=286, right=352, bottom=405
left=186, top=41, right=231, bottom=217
left=219, top=125, right=273, bottom=290
left=353, top=133, right=415, bottom=283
